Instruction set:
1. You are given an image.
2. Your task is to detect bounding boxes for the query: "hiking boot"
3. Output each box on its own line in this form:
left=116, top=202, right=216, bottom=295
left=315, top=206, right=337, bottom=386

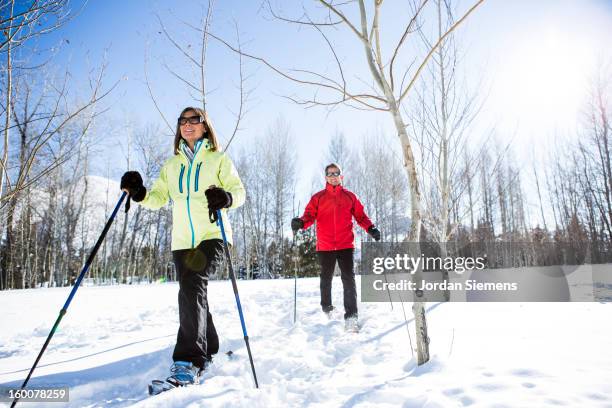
left=167, top=361, right=201, bottom=386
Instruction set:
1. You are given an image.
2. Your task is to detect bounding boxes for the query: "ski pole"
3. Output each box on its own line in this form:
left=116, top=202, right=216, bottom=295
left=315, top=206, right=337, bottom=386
left=291, top=202, right=300, bottom=324
left=11, top=192, right=128, bottom=408
left=292, top=231, right=298, bottom=324
left=215, top=209, right=259, bottom=389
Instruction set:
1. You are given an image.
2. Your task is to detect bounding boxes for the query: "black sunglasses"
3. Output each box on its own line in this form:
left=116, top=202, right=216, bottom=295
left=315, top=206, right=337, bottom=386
left=326, top=171, right=341, bottom=177
left=178, top=115, right=204, bottom=126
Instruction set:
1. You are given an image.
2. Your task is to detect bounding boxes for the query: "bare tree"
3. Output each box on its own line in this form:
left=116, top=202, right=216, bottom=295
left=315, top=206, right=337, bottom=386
left=347, top=129, right=410, bottom=243
left=232, top=119, right=297, bottom=280
left=264, top=118, right=297, bottom=269
left=146, top=0, right=251, bottom=150
left=0, top=0, right=96, bottom=207
left=324, top=130, right=356, bottom=185
left=1, top=0, right=115, bottom=289
left=1, top=0, right=68, bottom=204
left=207, top=0, right=485, bottom=365
left=0, top=64, right=115, bottom=289
left=405, top=0, right=484, bottom=299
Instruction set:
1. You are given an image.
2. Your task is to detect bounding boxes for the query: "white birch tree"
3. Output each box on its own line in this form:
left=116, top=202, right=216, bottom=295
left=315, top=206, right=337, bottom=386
left=209, top=0, right=485, bottom=365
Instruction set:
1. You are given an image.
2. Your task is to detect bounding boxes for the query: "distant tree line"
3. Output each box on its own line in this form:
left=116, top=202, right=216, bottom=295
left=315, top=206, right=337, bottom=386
left=2, top=0, right=611, bottom=290
left=2, top=94, right=611, bottom=290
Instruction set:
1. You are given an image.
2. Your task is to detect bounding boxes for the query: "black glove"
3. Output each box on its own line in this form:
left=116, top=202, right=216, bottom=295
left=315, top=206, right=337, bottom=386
left=205, top=186, right=233, bottom=212
left=368, top=225, right=381, bottom=241
left=291, top=217, right=304, bottom=232
left=120, top=171, right=146, bottom=202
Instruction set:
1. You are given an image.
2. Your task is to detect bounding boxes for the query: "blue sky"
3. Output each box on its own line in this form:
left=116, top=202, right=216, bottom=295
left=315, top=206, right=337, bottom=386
left=31, top=0, right=612, bottom=205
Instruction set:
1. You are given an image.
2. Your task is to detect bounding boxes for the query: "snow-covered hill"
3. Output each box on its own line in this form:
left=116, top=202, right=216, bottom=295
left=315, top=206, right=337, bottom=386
left=1, top=277, right=610, bottom=407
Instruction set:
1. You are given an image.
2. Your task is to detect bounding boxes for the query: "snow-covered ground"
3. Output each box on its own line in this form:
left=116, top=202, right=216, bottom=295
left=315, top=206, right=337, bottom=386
left=1, top=277, right=610, bottom=407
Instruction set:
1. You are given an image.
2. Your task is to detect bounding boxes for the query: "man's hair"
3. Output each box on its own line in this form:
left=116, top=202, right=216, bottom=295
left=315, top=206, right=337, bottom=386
left=324, top=163, right=342, bottom=174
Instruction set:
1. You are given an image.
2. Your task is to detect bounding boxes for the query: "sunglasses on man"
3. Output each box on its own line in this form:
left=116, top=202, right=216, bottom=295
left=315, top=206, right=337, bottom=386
left=178, top=115, right=204, bottom=126
left=326, top=171, right=341, bottom=177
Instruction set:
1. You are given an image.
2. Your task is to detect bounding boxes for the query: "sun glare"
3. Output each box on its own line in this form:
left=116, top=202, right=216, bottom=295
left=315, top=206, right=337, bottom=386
left=496, top=25, right=596, bottom=134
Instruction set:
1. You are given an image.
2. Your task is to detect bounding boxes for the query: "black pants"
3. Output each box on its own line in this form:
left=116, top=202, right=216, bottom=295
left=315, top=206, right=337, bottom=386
left=172, top=239, right=223, bottom=369
left=318, top=248, right=357, bottom=319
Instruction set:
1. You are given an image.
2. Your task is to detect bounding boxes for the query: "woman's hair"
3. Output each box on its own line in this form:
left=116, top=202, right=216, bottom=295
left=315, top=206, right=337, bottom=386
left=173, top=107, right=221, bottom=154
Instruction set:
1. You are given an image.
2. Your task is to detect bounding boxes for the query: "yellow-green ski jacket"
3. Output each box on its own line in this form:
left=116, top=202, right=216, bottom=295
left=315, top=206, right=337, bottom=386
left=139, top=139, right=245, bottom=250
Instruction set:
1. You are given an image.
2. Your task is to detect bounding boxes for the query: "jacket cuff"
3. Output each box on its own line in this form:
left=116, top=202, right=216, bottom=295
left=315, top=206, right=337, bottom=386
left=225, top=192, right=233, bottom=208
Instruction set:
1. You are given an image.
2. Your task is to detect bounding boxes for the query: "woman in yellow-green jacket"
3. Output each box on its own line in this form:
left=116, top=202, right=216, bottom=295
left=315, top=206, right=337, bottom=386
left=120, top=106, right=245, bottom=386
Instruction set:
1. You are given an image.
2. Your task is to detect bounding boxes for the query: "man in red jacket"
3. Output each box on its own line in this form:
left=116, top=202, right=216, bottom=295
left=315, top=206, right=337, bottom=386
left=292, top=163, right=381, bottom=326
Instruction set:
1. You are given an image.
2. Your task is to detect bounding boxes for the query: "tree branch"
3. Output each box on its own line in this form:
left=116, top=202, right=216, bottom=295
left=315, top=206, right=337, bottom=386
left=399, top=0, right=485, bottom=103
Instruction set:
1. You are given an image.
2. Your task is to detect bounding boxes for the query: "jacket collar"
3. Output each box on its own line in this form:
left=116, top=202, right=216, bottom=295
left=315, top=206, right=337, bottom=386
left=325, top=182, right=343, bottom=193
left=178, top=138, right=212, bottom=162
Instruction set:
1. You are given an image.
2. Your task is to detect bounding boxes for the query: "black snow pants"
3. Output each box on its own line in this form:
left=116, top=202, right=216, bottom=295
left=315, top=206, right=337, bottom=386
left=172, top=239, right=223, bottom=369
left=318, top=248, right=357, bottom=319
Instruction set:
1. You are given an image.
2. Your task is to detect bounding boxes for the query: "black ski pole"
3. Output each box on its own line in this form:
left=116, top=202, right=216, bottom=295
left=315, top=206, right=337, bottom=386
left=11, top=192, right=129, bottom=408
left=292, top=231, right=298, bottom=324
left=291, top=202, right=301, bottom=324
left=215, top=209, right=259, bottom=388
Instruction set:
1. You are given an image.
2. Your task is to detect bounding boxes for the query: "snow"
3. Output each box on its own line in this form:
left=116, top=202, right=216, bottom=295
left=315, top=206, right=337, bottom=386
left=1, top=277, right=611, bottom=407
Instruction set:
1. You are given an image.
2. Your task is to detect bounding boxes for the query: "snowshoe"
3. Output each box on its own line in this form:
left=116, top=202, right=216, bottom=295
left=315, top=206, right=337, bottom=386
left=148, top=352, right=233, bottom=396
left=148, top=361, right=200, bottom=396
left=148, top=379, right=176, bottom=396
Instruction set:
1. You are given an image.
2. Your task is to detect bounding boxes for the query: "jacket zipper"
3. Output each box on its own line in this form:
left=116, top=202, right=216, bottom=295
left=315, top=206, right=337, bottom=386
left=178, top=164, right=185, bottom=194
left=333, top=188, right=337, bottom=250
left=186, top=142, right=203, bottom=248
left=195, top=162, right=202, bottom=192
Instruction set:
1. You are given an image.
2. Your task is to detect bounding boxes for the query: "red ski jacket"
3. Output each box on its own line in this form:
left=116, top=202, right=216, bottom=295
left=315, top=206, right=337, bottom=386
left=300, top=183, right=374, bottom=251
